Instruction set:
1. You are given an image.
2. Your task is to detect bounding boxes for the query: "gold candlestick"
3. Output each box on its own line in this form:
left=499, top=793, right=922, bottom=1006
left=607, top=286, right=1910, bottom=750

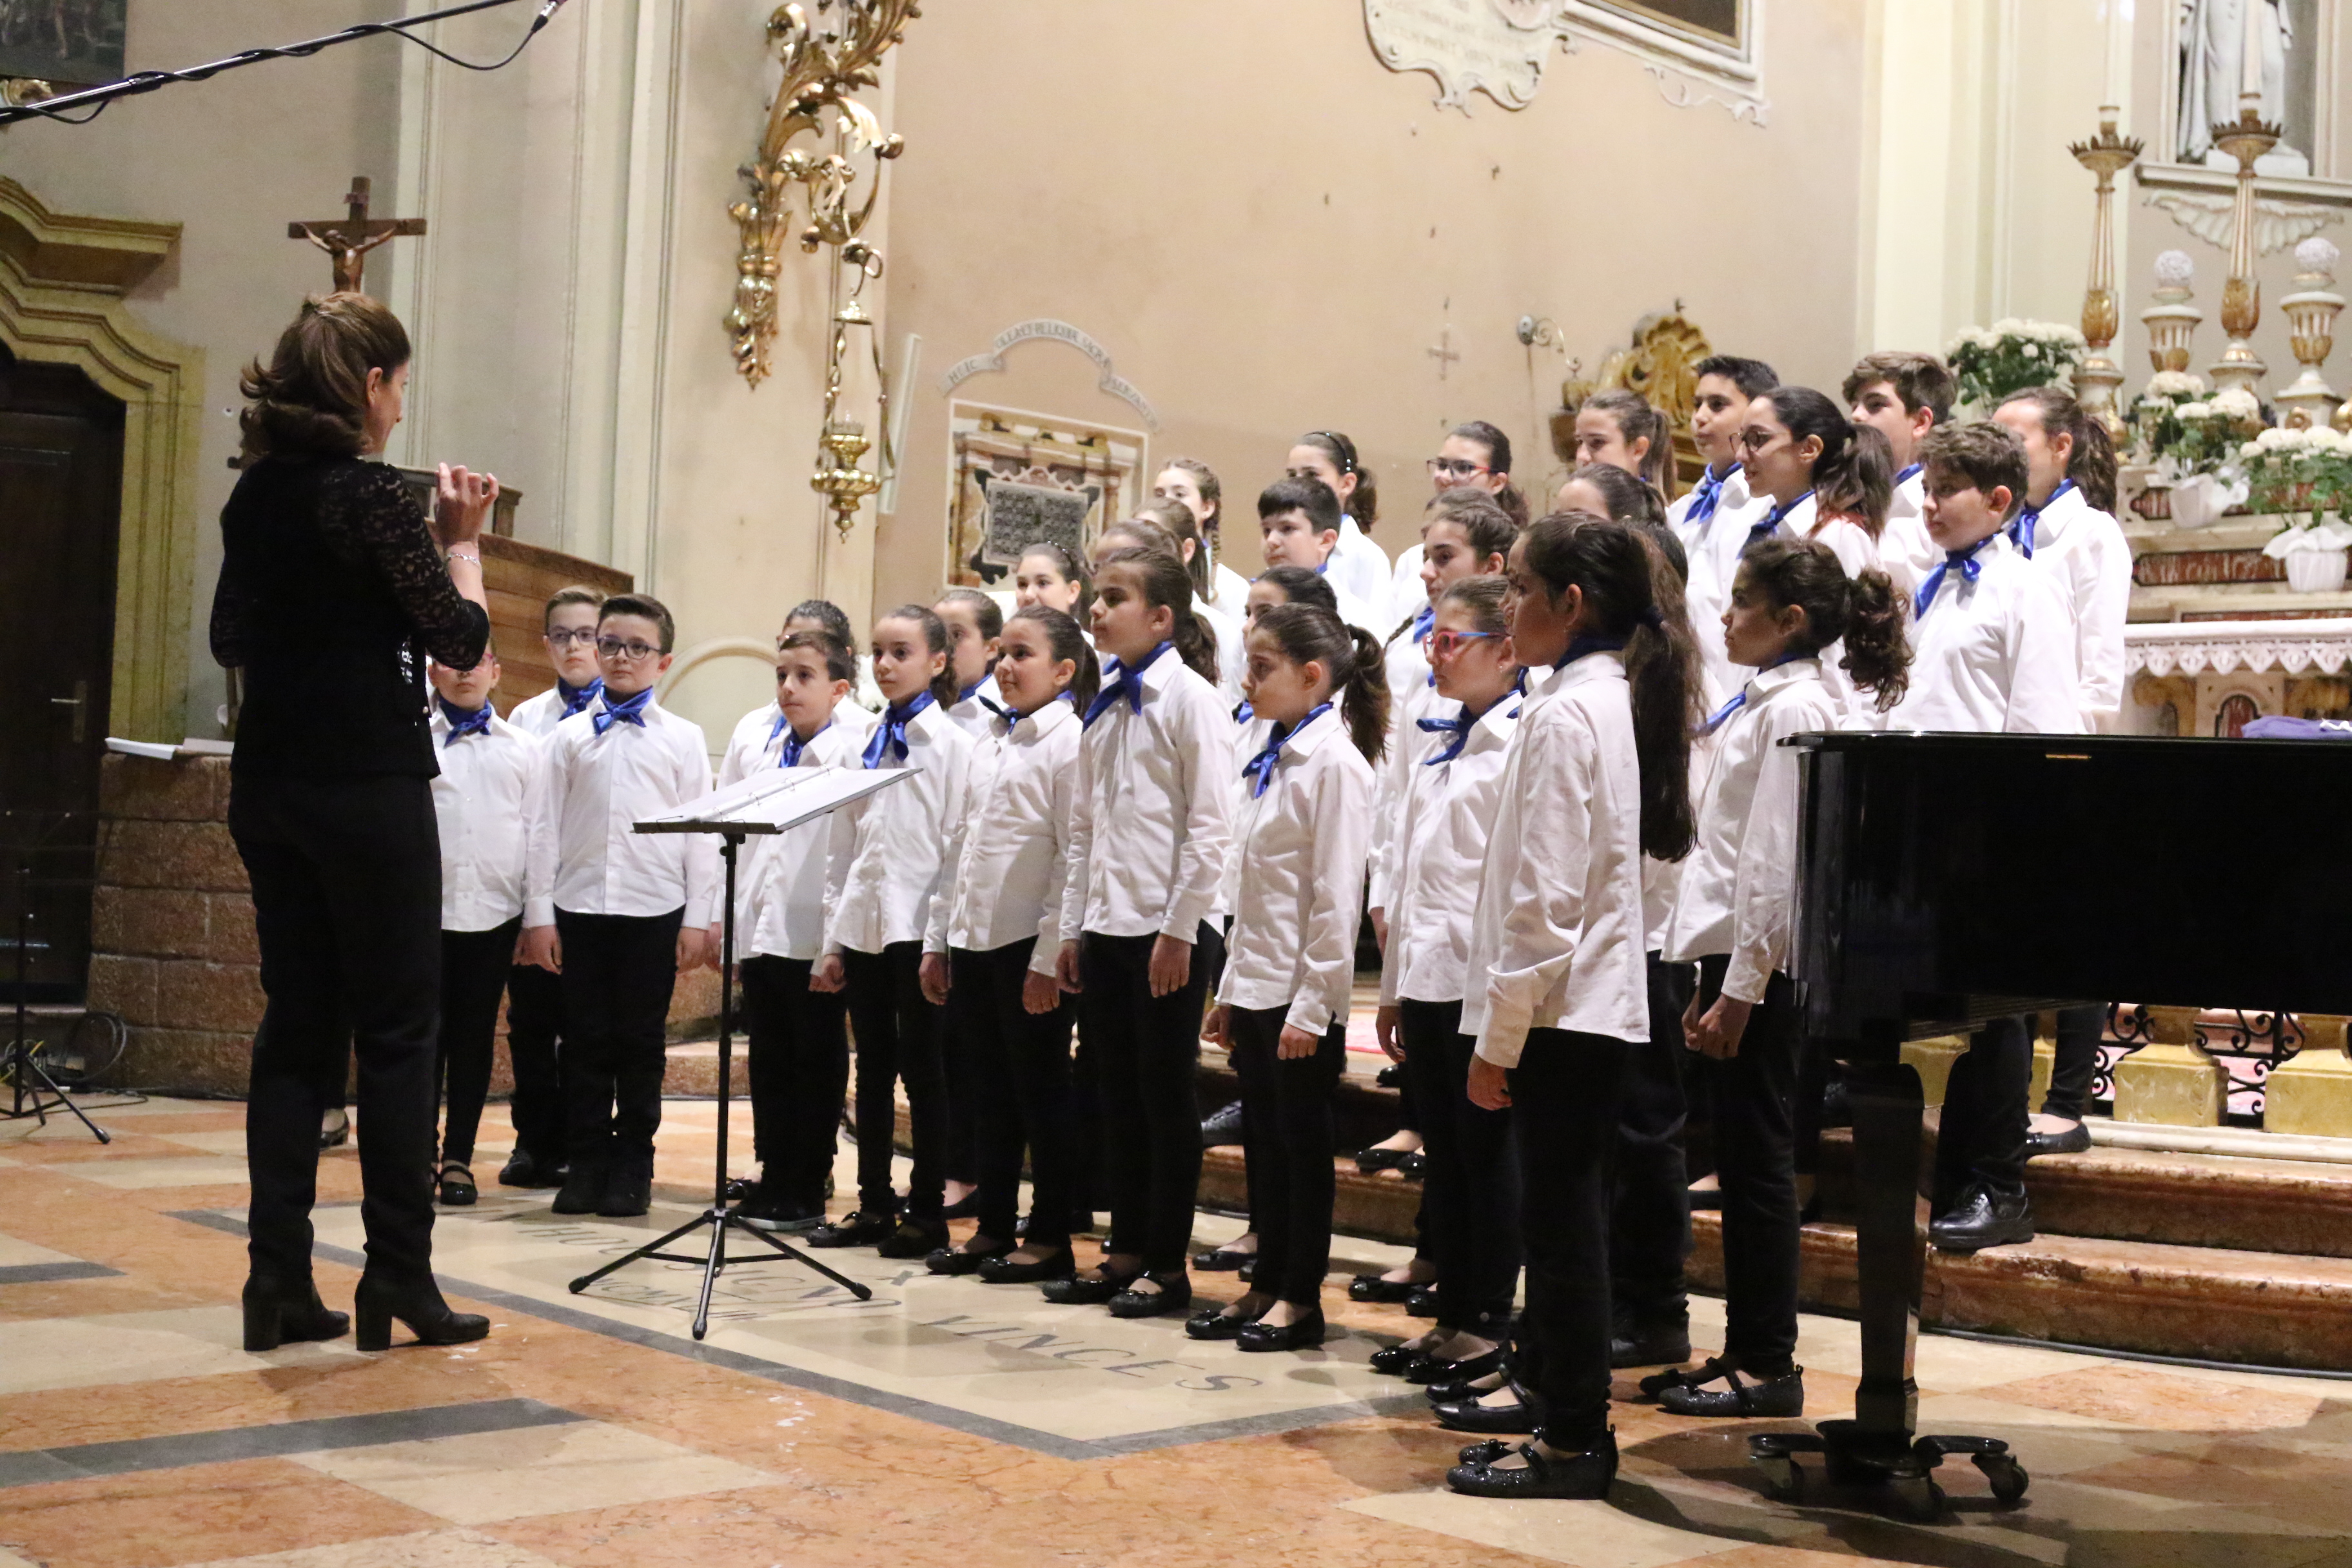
left=2208, top=98, right=2282, bottom=399
left=2070, top=107, right=2142, bottom=435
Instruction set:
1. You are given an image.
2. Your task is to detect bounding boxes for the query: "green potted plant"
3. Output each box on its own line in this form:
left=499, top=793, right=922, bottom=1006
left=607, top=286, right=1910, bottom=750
left=1946, top=318, right=2088, bottom=411
left=2158, top=387, right=2264, bottom=528
left=2246, top=424, right=2352, bottom=591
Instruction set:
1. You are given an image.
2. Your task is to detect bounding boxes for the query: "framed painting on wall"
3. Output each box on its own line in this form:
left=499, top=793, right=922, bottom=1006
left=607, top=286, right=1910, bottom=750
left=946, top=403, right=1146, bottom=588
left=1593, top=0, right=1743, bottom=52
left=0, top=0, right=126, bottom=86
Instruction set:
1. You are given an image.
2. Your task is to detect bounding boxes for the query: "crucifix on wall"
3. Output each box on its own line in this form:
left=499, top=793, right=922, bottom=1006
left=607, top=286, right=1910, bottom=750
left=286, top=177, right=426, bottom=295
left=1427, top=326, right=1460, bottom=382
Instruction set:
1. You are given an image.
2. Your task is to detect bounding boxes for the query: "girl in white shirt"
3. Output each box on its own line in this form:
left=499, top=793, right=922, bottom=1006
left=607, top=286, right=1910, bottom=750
left=936, top=588, right=1007, bottom=740
left=1194, top=604, right=1386, bottom=1353
left=1651, top=538, right=1908, bottom=1422
left=807, top=606, right=977, bottom=1260
left=1367, top=576, right=1521, bottom=1388
left=1571, top=389, right=1671, bottom=493
left=1447, top=514, right=1700, bottom=1503
left=1048, top=547, right=1232, bottom=1319
left=919, top=607, right=1097, bottom=1283
left=1154, top=456, right=1253, bottom=620
left=1287, top=429, right=1392, bottom=611
left=1012, top=542, right=1090, bottom=623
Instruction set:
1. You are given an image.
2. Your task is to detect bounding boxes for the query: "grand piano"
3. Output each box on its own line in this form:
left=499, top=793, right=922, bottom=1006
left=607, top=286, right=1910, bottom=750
left=1759, top=731, right=2352, bottom=1515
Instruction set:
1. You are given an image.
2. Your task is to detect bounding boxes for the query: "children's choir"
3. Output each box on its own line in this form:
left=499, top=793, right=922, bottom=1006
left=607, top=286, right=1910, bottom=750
left=422, top=348, right=2130, bottom=1504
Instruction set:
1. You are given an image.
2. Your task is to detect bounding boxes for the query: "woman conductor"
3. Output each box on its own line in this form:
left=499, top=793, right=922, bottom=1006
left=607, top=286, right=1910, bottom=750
left=211, top=294, right=497, bottom=1353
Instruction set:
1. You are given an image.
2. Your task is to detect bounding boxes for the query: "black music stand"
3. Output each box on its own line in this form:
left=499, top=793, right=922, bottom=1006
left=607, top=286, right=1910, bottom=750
left=564, top=765, right=916, bottom=1340
left=2, top=810, right=109, bottom=1145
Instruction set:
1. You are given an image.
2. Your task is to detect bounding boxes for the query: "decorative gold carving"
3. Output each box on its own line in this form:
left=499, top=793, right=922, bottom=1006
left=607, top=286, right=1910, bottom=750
left=2277, top=238, right=2342, bottom=431
left=2070, top=108, right=2143, bottom=434
left=1550, top=309, right=1711, bottom=493
left=2208, top=103, right=2282, bottom=398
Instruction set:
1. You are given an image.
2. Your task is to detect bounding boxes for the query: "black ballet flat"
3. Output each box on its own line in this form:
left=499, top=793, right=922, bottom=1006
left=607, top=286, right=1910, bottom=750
left=1397, top=1152, right=1428, bottom=1181
left=1641, top=1357, right=1807, bottom=1418
left=1369, top=1341, right=1427, bottom=1376
left=1353, top=1145, right=1413, bottom=1175
left=318, top=1109, right=349, bottom=1152
left=925, top=1241, right=1012, bottom=1276
left=436, top=1161, right=477, bottom=1207
left=1406, top=1347, right=1505, bottom=1386
left=1236, top=1307, right=1326, bottom=1353
left=2026, top=1120, right=2093, bottom=1159
left=1426, top=1367, right=1510, bottom=1404
left=808, top=1209, right=899, bottom=1248
left=1040, top=1267, right=1141, bottom=1306
left=1348, top=1274, right=1416, bottom=1304
left=1406, top=1285, right=1441, bottom=1318
left=977, top=1249, right=1075, bottom=1285
left=241, top=1275, right=349, bottom=1353
left=1458, top=1438, right=1512, bottom=1467
left=939, top=1191, right=981, bottom=1221
left=1192, top=1244, right=1255, bottom=1271
left=1106, top=1271, right=1192, bottom=1319
left=1687, top=1183, right=1723, bottom=1212
left=353, top=1273, right=489, bottom=1353
left=1184, top=1302, right=1261, bottom=1341
left=1446, top=1434, right=1617, bottom=1500
left=876, top=1218, right=950, bottom=1260
left=497, top=1150, right=566, bottom=1189
left=1432, top=1392, right=1539, bottom=1435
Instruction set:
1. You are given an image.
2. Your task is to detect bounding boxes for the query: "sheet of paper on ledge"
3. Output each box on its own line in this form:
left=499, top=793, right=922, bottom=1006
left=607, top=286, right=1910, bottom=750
left=634, top=763, right=920, bottom=834
left=106, top=738, right=236, bottom=760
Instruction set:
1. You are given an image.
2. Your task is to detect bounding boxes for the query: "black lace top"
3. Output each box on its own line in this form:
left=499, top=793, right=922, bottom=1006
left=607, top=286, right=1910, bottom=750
left=211, top=455, right=489, bottom=776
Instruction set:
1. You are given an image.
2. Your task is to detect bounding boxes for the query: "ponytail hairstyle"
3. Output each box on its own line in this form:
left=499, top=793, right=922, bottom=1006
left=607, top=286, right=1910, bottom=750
left=936, top=585, right=1004, bottom=642
left=1736, top=536, right=1912, bottom=712
left=1520, top=511, right=1700, bottom=860
left=1567, top=462, right=1670, bottom=531
left=1816, top=422, right=1894, bottom=538
left=1255, top=564, right=1339, bottom=616
left=1161, top=455, right=1224, bottom=542
left=1099, top=514, right=1179, bottom=562
left=239, top=293, right=412, bottom=459
left=1760, top=386, right=1882, bottom=537
left=1017, top=540, right=1093, bottom=617
left=1251, top=602, right=1391, bottom=765
left=1580, top=389, right=1670, bottom=489
left=1998, top=385, right=2119, bottom=514
left=780, top=627, right=858, bottom=685
left=1451, top=419, right=1514, bottom=477
left=880, top=603, right=961, bottom=710
left=786, top=598, right=855, bottom=645
left=1135, top=496, right=1213, bottom=598
left=1298, top=429, right=1378, bottom=529
left=1436, top=572, right=1511, bottom=639
left=1007, top=603, right=1101, bottom=714
left=1094, top=545, right=1220, bottom=683
left=1426, top=487, right=1521, bottom=562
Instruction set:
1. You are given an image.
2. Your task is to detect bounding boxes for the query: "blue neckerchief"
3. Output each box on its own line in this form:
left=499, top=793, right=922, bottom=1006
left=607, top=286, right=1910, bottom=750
left=438, top=698, right=493, bottom=746
left=959, top=678, right=1009, bottom=720
left=591, top=686, right=652, bottom=735
left=1701, top=654, right=1805, bottom=736
left=1420, top=670, right=1528, bottom=765
left=2008, top=478, right=2072, bottom=560
left=776, top=717, right=827, bottom=769
left=1411, top=603, right=1435, bottom=643
left=1896, top=462, right=1924, bottom=486
left=1241, top=703, right=1330, bottom=798
left=1555, top=636, right=1627, bottom=669
left=1747, top=488, right=1814, bottom=549
left=556, top=674, right=602, bottom=719
left=1233, top=699, right=1253, bottom=724
left=862, top=690, right=935, bottom=768
left=1914, top=536, right=1995, bottom=620
left=1084, top=640, right=1175, bottom=728
left=1686, top=463, right=1739, bottom=527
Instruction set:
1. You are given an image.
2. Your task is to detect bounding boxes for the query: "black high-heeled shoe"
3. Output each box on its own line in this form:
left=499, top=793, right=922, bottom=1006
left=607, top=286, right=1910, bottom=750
left=242, top=1275, right=349, bottom=1353
left=1236, top=1306, right=1325, bottom=1352
left=353, top=1274, right=490, bottom=1353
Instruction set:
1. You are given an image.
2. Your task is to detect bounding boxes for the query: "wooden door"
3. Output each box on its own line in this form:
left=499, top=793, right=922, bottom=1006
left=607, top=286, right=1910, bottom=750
left=0, top=343, right=123, bottom=1001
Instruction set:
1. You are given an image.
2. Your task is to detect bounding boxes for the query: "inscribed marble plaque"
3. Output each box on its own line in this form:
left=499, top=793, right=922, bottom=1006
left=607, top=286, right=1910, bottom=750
left=1364, top=0, right=1552, bottom=111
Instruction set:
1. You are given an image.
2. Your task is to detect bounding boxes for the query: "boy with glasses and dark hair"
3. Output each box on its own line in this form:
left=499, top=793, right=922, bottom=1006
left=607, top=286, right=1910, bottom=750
left=524, top=593, right=717, bottom=1219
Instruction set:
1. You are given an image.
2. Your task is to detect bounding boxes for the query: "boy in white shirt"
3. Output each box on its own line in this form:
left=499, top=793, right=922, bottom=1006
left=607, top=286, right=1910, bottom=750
left=1845, top=351, right=1957, bottom=598
left=1669, top=357, right=1778, bottom=709
left=524, top=594, right=718, bottom=1220
left=426, top=647, right=544, bottom=1208
left=1258, top=476, right=1386, bottom=638
left=1888, top=424, right=2079, bottom=1257
left=497, top=585, right=605, bottom=1188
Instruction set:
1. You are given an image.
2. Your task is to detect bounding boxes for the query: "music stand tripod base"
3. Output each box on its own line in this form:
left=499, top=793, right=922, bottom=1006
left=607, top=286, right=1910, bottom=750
left=565, top=1200, right=872, bottom=1342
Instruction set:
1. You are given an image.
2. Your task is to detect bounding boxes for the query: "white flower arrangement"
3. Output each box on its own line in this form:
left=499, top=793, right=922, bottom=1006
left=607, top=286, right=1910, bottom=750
left=1946, top=318, right=2088, bottom=410
left=2144, top=370, right=2204, bottom=399
left=2213, top=386, right=2264, bottom=423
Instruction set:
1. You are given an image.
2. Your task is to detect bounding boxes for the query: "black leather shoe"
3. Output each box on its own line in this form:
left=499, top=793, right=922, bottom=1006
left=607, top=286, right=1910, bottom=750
left=1040, top=1268, right=1140, bottom=1305
left=1348, top=1274, right=1416, bottom=1304
left=1353, top=1144, right=1413, bottom=1174
left=1193, top=1244, right=1255, bottom=1271
left=1107, top=1271, right=1192, bottom=1319
left=1930, top=1184, right=2035, bottom=1253
left=1398, top=1152, right=1428, bottom=1181
left=978, top=1249, right=1076, bottom=1285
left=1433, top=1391, right=1538, bottom=1434
left=498, top=1150, right=566, bottom=1189
left=736, top=1184, right=824, bottom=1233
left=1458, top=1438, right=1511, bottom=1467
left=808, top=1209, right=898, bottom=1248
left=598, top=1156, right=652, bottom=1219
left=551, top=1162, right=606, bottom=1215
left=1687, top=1182, right=1723, bottom=1211
left=436, top=1161, right=477, bottom=1207
left=1407, top=1347, right=1505, bottom=1386
left=1236, top=1307, right=1325, bottom=1352
left=318, top=1108, right=349, bottom=1151
left=1611, top=1324, right=1692, bottom=1368
left=241, top=1275, right=349, bottom=1353
left=1427, top=1368, right=1509, bottom=1404
left=1406, top=1285, right=1440, bottom=1318
left=1446, top=1434, right=1617, bottom=1499
left=940, top=1191, right=981, bottom=1221
left=1642, top=1357, right=1807, bottom=1418
left=1200, top=1099, right=1246, bottom=1147
left=353, top=1273, right=489, bottom=1353
left=926, top=1240, right=1012, bottom=1276
left=877, top=1218, right=950, bottom=1259
left=1184, top=1302, right=1260, bottom=1340
left=1821, top=1076, right=1853, bottom=1129
left=2026, top=1120, right=2093, bottom=1159
left=1368, top=1341, right=1427, bottom=1375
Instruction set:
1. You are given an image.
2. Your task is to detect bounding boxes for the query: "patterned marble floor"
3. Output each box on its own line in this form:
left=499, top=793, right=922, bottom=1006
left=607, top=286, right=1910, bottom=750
left=6, top=1095, right=2352, bottom=1568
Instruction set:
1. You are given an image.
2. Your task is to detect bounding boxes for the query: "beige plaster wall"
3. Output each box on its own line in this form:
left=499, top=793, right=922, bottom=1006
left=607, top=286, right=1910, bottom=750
left=874, top=0, right=1871, bottom=605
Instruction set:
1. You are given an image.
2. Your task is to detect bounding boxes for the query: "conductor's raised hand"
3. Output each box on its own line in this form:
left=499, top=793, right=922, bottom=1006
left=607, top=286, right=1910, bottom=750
left=433, top=463, right=498, bottom=551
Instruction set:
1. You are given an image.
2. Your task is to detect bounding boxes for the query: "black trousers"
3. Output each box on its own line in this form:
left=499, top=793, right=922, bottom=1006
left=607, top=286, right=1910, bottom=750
left=1612, top=954, right=1694, bottom=1333
left=436, top=918, right=518, bottom=1166
left=952, top=939, right=1077, bottom=1250
left=556, top=908, right=684, bottom=1166
left=1080, top=923, right=1222, bottom=1273
left=1398, top=999, right=1518, bottom=1335
left=230, top=771, right=441, bottom=1286
left=943, top=977, right=981, bottom=1190
left=1511, top=1028, right=1630, bottom=1451
left=2042, top=1004, right=2106, bottom=1119
left=740, top=954, right=848, bottom=1207
left=1690, top=956, right=1802, bottom=1373
left=1228, top=1004, right=1345, bottom=1304
left=843, top=941, right=948, bottom=1221
left=503, top=961, right=567, bottom=1164
left=1937, top=1014, right=2031, bottom=1206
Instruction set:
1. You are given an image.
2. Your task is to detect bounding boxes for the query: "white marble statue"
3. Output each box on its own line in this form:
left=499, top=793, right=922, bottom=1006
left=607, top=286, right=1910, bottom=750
left=2178, top=0, right=2308, bottom=174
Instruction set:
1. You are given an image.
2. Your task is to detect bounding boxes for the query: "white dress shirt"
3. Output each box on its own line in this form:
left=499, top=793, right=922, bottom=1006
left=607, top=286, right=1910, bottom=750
left=1061, top=644, right=1235, bottom=943
left=429, top=707, right=544, bottom=932
left=1878, top=467, right=1937, bottom=606
left=822, top=699, right=976, bottom=955
left=1664, top=658, right=1835, bottom=1003
left=928, top=699, right=1079, bottom=973
left=1206, top=560, right=1253, bottom=622
left=1326, top=514, right=1393, bottom=614
left=1387, top=542, right=1429, bottom=627
left=506, top=679, right=601, bottom=740
left=718, top=696, right=877, bottom=790
left=1217, top=707, right=1375, bottom=1034
left=1672, top=467, right=1769, bottom=712
left=527, top=695, right=718, bottom=926
left=948, top=673, right=1007, bottom=738
left=2019, top=483, right=2132, bottom=730
left=1379, top=691, right=1519, bottom=1006
left=1366, top=622, right=1438, bottom=913
left=742, top=718, right=864, bottom=961
left=1881, top=531, right=2081, bottom=734
left=1197, top=593, right=1250, bottom=705
left=1746, top=492, right=1882, bottom=727
left=1461, top=651, right=1650, bottom=1066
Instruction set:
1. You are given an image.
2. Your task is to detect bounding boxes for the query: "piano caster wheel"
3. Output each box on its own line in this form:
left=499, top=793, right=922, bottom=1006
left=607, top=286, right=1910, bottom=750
left=1754, top=1455, right=1805, bottom=1504
left=1974, top=1453, right=2030, bottom=1505
left=1886, top=1474, right=1945, bottom=1523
